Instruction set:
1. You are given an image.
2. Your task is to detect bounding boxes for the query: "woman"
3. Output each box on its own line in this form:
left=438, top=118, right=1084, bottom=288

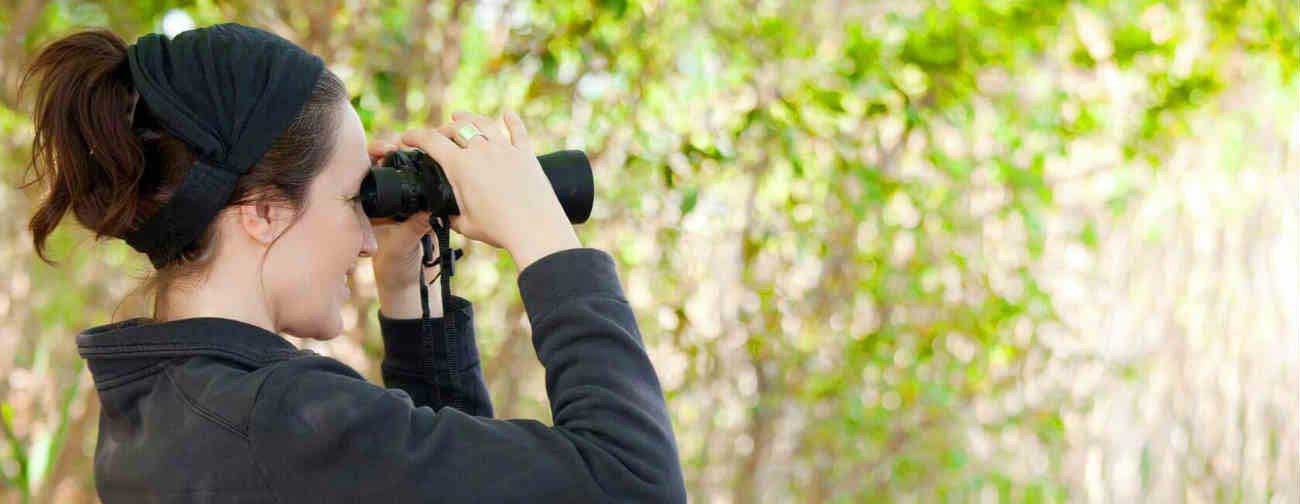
left=22, top=23, right=685, bottom=503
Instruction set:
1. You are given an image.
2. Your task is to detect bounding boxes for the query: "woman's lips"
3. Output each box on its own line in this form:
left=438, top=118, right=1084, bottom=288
left=342, top=265, right=357, bottom=297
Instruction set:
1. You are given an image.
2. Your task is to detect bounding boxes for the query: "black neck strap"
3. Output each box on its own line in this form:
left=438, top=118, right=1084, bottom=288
left=418, top=214, right=464, bottom=412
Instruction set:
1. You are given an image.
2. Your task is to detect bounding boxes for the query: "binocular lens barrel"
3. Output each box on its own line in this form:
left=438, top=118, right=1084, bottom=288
left=360, top=149, right=593, bottom=225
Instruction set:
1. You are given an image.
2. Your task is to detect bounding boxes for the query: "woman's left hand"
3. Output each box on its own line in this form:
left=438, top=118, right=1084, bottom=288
left=365, top=138, right=443, bottom=317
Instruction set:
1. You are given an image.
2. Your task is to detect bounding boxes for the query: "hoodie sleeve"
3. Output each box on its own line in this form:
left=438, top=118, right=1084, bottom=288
left=377, top=295, right=494, bottom=417
left=248, top=248, right=686, bottom=503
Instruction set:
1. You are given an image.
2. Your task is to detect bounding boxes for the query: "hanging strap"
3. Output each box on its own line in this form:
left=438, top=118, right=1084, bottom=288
left=418, top=215, right=464, bottom=412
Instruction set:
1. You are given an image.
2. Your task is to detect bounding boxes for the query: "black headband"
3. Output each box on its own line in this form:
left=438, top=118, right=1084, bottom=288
left=122, top=22, right=325, bottom=269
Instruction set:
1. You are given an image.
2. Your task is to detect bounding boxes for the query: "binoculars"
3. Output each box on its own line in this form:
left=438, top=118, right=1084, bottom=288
left=358, top=149, right=594, bottom=225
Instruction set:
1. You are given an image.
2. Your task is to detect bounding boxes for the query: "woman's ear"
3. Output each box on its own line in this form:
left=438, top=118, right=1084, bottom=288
left=235, top=200, right=295, bottom=245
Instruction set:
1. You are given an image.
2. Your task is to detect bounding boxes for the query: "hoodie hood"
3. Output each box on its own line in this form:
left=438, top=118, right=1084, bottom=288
left=77, top=316, right=307, bottom=391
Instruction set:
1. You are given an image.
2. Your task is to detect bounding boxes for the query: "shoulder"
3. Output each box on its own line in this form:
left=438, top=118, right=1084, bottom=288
left=163, top=355, right=304, bottom=437
left=248, top=354, right=421, bottom=438
left=243, top=354, right=452, bottom=491
left=254, top=353, right=404, bottom=407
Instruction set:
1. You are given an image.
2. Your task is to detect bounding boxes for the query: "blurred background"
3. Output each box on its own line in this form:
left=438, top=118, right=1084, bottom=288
left=0, top=0, right=1296, bottom=502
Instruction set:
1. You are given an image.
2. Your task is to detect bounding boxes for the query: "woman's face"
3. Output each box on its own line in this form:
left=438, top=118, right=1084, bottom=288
left=262, top=102, right=378, bottom=340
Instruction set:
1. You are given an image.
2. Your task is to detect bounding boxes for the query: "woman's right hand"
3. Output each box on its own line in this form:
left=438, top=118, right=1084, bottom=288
left=399, top=110, right=581, bottom=270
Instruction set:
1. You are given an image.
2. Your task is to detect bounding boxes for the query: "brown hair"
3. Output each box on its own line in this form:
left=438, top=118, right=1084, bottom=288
left=19, top=28, right=348, bottom=319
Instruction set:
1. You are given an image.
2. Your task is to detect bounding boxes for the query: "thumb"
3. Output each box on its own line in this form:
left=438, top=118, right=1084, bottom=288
left=396, top=211, right=434, bottom=241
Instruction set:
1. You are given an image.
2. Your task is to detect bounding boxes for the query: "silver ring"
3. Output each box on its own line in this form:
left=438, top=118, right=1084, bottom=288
left=456, top=123, right=486, bottom=145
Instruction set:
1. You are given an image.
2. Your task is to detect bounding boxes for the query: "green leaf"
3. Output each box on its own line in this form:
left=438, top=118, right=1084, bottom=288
left=680, top=187, right=700, bottom=216
left=0, top=403, right=28, bottom=494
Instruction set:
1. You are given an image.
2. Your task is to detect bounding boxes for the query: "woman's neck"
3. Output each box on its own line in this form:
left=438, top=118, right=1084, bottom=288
left=153, top=276, right=277, bottom=335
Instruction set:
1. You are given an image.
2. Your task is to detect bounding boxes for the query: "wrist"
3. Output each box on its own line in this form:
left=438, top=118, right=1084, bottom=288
left=377, top=281, right=444, bottom=319
left=371, top=263, right=426, bottom=293
left=508, top=229, right=582, bottom=272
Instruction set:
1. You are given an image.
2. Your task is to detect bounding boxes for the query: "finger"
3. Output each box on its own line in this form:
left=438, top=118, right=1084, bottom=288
left=435, top=124, right=459, bottom=143
left=464, top=112, right=507, bottom=142
left=439, top=123, right=470, bottom=148
left=406, top=126, right=471, bottom=216
left=502, top=110, right=532, bottom=152
left=402, top=211, right=434, bottom=237
left=447, top=214, right=469, bottom=239
left=400, top=129, right=461, bottom=163
left=451, top=110, right=472, bottom=122
left=367, top=138, right=398, bottom=163
left=374, top=211, right=432, bottom=240
left=446, top=214, right=498, bottom=249
left=451, top=111, right=503, bottom=143
left=366, top=139, right=387, bottom=158
left=447, top=119, right=489, bottom=147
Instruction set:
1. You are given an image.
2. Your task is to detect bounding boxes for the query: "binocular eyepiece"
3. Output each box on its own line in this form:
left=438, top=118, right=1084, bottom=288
left=359, top=149, right=594, bottom=225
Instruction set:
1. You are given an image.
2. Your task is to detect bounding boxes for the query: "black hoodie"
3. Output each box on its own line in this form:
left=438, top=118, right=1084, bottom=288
left=75, top=248, right=686, bottom=503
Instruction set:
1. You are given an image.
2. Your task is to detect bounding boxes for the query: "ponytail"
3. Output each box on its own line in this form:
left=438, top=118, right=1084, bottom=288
left=20, top=28, right=156, bottom=265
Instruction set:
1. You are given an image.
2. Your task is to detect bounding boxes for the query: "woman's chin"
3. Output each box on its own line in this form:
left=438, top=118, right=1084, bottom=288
left=314, top=331, right=343, bottom=342
left=320, top=314, right=345, bottom=340
left=295, top=313, right=344, bottom=342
